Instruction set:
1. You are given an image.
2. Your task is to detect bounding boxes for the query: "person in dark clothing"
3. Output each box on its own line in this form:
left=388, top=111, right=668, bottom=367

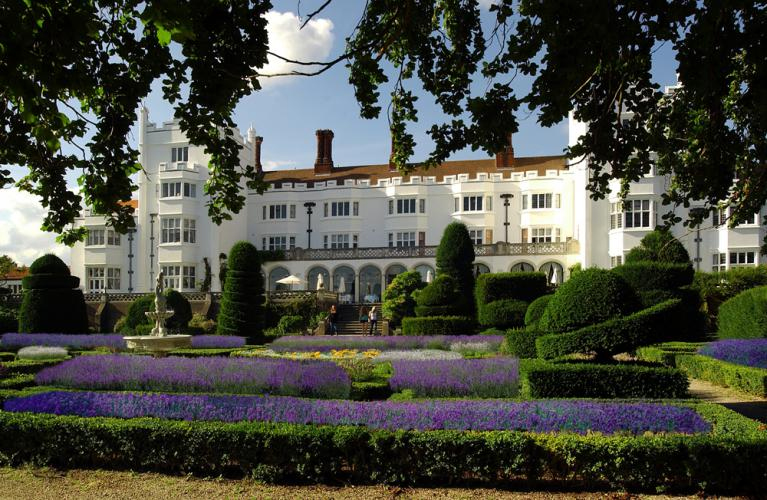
left=328, top=304, right=339, bottom=336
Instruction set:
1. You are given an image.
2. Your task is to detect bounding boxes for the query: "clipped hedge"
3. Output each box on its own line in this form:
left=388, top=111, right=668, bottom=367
left=635, top=342, right=705, bottom=367
left=539, top=268, right=640, bottom=334
left=524, top=295, right=551, bottom=329
left=525, top=362, right=689, bottom=398
left=676, top=354, right=767, bottom=397
left=474, top=272, right=548, bottom=306
left=18, top=289, right=88, bottom=334
left=612, top=262, right=694, bottom=292
left=502, top=328, right=544, bottom=359
left=401, top=316, right=475, bottom=336
left=21, top=275, right=80, bottom=290
left=536, top=299, right=682, bottom=360
left=28, top=254, right=70, bottom=275
left=0, top=405, right=764, bottom=493
left=477, top=299, right=528, bottom=328
left=414, top=275, right=469, bottom=317
left=717, top=286, right=767, bottom=339
left=218, top=241, right=265, bottom=340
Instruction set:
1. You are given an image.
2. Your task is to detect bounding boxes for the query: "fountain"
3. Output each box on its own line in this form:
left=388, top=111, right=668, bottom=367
left=123, top=271, right=191, bottom=354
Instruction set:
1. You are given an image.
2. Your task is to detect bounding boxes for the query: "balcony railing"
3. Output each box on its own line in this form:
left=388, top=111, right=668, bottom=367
left=281, top=240, right=579, bottom=261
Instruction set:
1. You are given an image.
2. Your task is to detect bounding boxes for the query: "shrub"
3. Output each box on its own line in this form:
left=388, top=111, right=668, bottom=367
left=536, top=299, right=682, bottom=360
left=277, top=315, right=304, bottom=335
left=217, top=241, right=265, bottom=340
left=401, top=316, right=475, bottom=336
left=612, top=262, right=694, bottom=291
left=474, top=272, right=548, bottom=306
left=525, top=361, right=689, bottom=398
left=524, top=295, right=551, bottom=329
left=28, top=254, right=70, bottom=275
left=503, top=328, right=545, bottom=358
left=624, top=229, right=690, bottom=264
left=414, top=275, right=466, bottom=317
left=0, top=308, right=17, bottom=333
left=539, top=268, right=640, bottom=334
left=382, top=271, right=425, bottom=327
left=187, top=313, right=216, bottom=335
left=164, top=289, right=192, bottom=331
left=477, top=299, right=528, bottom=328
left=676, top=354, right=767, bottom=397
left=717, top=286, right=767, bottom=339
left=435, top=222, right=475, bottom=315
left=112, top=316, right=128, bottom=334
left=124, top=295, right=154, bottom=331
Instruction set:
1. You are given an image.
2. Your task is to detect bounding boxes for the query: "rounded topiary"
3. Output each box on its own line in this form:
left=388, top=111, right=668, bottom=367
left=28, top=253, right=70, bottom=275
left=124, top=294, right=154, bottom=331
left=436, top=222, right=475, bottom=314
left=539, top=268, right=640, bottom=334
left=612, top=262, right=694, bottom=292
left=525, top=294, right=552, bottom=329
left=18, top=254, right=88, bottom=334
left=625, top=230, right=690, bottom=264
left=217, top=241, right=265, bottom=339
left=165, top=289, right=192, bottom=331
left=414, top=275, right=466, bottom=317
left=477, top=299, right=528, bottom=328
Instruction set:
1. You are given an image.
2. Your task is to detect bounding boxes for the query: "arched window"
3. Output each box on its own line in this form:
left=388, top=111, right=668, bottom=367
left=268, top=266, right=290, bottom=291
left=359, top=265, right=382, bottom=303
left=333, top=265, right=355, bottom=303
left=414, top=264, right=434, bottom=283
left=473, top=263, right=490, bottom=278
left=511, top=262, right=535, bottom=272
left=385, top=264, right=407, bottom=287
left=539, top=261, right=564, bottom=285
left=307, top=266, right=330, bottom=291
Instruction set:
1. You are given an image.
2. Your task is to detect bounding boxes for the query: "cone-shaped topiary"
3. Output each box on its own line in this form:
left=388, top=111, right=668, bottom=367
left=539, top=268, right=640, bottom=334
left=217, top=241, right=264, bottom=340
left=18, top=254, right=88, bottom=333
left=435, top=222, right=475, bottom=316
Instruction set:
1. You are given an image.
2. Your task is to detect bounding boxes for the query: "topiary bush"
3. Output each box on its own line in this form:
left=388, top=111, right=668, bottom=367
left=477, top=299, right=528, bottom=328
left=382, top=271, right=425, bottom=327
left=717, top=286, right=767, bottom=339
left=277, top=315, right=304, bottom=335
left=612, top=262, right=694, bottom=292
left=217, top=241, right=265, bottom=341
left=401, top=316, right=476, bottom=336
left=502, top=328, right=545, bottom=358
left=524, top=295, right=552, bottom=330
left=435, top=222, right=475, bottom=316
left=164, top=289, right=192, bottom=331
left=0, top=308, right=18, bottom=333
left=539, top=268, right=640, bottom=334
left=474, top=272, right=548, bottom=305
left=18, top=254, right=88, bottom=334
left=123, top=295, right=154, bottom=332
left=624, top=229, right=690, bottom=264
left=414, top=275, right=466, bottom=317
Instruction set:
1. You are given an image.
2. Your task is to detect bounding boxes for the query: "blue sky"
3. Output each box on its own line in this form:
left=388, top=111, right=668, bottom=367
left=1, top=1, right=680, bottom=265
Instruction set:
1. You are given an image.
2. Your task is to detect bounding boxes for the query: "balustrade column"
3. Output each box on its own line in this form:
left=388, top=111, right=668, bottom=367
left=355, top=272, right=361, bottom=304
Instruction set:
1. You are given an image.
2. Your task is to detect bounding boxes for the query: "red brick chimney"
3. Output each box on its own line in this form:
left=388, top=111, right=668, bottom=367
left=314, top=129, right=334, bottom=174
left=255, top=136, right=263, bottom=173
left=495, top=132, right=515, bottom=169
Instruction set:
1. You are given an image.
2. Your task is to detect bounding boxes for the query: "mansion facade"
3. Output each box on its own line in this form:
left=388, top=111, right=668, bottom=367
left=70, top=106, right=766, bottom=300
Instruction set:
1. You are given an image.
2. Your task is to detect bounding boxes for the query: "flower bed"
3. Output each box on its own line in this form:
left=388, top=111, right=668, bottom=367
left=0, top=333, right=247, bottom=351
left=270, top=335, right=504, bottom=352
left=35, top=355, right=350, bottom=399
left=389, top=358, right=519, bottom=397
left=4, top=390, right=710, bottom=434
left=698, top=339, right=767, bottom=369
left=373, top=349, right=463, bottom=362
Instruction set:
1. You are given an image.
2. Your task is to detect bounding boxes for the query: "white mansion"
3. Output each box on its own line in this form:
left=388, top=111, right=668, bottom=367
left=70, top=105, right=766, bottom=301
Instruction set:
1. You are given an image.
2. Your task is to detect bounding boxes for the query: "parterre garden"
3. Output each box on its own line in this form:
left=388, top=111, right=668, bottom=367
left=0, top=229, right=766, bottom=493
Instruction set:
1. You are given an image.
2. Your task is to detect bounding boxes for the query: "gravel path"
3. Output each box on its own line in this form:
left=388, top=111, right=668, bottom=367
left=687, top=378, right=767, bottom=423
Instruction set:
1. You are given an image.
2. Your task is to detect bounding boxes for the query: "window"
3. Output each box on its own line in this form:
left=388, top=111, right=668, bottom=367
left=161, top=218, right=181, bottom=243
left=530, top=227, right=561, bottom=243
left=183, top=182, right=196, bottom=198
left=183, top=219, right=196, bottom=244
left=87, top=267, right=120, bottom=291
left=397, top=198, right=416, bottom=214
left=268, top=204, right=290, bottom=219
left=388, top=231, right=416, bottom=247
left=610, top=256, right=623, bottom=268
left=162, top=265, right=181, bottom=289
left=161, top=182, right=181, bottom=198
left=323, top=233, right=355, bottom=249
left=86, top=229, right=105, bottom=246
left=610, top=202, right=623, bottom=230
left=171, top=147, right=188, bottom=162
left=353, top=201, right=359, bottom=216
left=419, top=199, right=426, bottom=213
left=712, top=253, right=726, bottom=273
left=106, top=229, right=121, bottom=246
left=330, top=201, right=350, bottom=217
left=463, top=195, right=483, bottom=211
left=730, top=251, right=756, bottom=267
left=624, top=199, right=652, bottom=228
left=263, top=235, right=295, bottom=251
left=524, top=193, right=561, bottom=210
left=388, top=200, right=394, bottom=215
left=468, top=229, right=483, bottom=245
left=182, top=266, right=196, bottom=289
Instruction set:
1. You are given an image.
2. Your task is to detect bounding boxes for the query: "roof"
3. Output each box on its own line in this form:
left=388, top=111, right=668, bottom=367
left=262, top=155, right=567, bottom=186
left=119, top=200, right=139, bottom=209
left=2, top=268, right=29, bottom=280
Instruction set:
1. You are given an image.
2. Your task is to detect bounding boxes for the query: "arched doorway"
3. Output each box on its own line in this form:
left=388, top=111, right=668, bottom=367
left=385, top=264, right=407, bottom=287
left=511, top=262, right=535, bottom=272
left=333, top=265, right=355, bottom=303
left=268, top=266, right=290, bottom=291
left=359, top=265, right=382, bottom=303
left=307, top=266, right=330, bottom=291
left=539, top=261, right=564, bottom=285
left=473, top=263, right=490, bottom=278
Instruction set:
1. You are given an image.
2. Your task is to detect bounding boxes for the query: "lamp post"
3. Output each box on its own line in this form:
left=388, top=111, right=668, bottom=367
left=500, top=194, right=514, bottom=244
left=304, top=202, right=316, bottom=249
left=149, top=213, right=157, bottom=286
left=127, top=228, right=136, bottom=293
left=690, top=207, right=708, bottom=271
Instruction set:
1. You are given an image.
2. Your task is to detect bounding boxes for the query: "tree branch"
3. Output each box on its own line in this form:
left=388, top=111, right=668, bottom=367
left=300, top=0, right=333, bottom=30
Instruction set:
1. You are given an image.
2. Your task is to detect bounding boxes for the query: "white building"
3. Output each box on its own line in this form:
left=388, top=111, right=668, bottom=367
left=70, top=105, right=766, bottom=299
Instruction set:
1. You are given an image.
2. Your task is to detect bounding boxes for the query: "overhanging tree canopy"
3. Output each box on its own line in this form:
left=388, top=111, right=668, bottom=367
left=2, top=1, right=766, bottom=247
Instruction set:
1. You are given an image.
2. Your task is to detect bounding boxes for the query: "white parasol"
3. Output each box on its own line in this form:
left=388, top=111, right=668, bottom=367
left=426, top=270, right=433, bottom=283
left=316, top=273, right=325, bottom=290
left=338, top=276, right=346, bottom=294
left=276, top=274, right=302, bottom=290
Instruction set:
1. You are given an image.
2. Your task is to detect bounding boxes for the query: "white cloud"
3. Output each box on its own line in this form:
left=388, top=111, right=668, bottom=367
left=0, top=188, right=70, bottom=266
left=263, top=160, right=298, bottom=170
left=258, top=10, right=335, bottom=88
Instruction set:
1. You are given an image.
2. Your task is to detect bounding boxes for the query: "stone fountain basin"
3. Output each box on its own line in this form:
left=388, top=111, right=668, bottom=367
left=123, top=335, right=192, bottom=352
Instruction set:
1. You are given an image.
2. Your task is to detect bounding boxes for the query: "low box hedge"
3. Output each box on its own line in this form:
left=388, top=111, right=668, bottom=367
left=168, top=348, right=244, bottom=357
left=401, top=316, right=475, bottom=336
left=0, top=353, right=15, bottom=362
left=676, top=354, right=767, bottom=397
left=350, top=380, right=392, bottom=401
left=477, top=299, right=528, bottom=328
left=0, top=374, right=35, bottom=390
left=635, top=342, right=706, bottom=367
left=1, top=359, right=63, bottom=375
left=524, top=362, right=689, bottom=399
left=502, top=328, right=544, bottom=359
left=0, top=403, right=764, bottom=493
left=474, top=272, right=548, bottom=305
left=536, top=299, right=681, bottom=359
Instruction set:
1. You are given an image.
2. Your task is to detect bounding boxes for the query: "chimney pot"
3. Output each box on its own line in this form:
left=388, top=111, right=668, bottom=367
left=314, top=129, right=334, bottom=174
left=495, top=132, right=515, bottom=169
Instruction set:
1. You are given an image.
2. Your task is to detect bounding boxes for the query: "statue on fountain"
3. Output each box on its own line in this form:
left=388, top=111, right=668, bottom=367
left=147, top=271, right=173, bottom=336
left=154, top=271, right=166, bottom=315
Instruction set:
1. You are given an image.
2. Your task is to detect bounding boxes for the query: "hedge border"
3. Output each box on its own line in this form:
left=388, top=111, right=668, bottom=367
left=676, top=354, right=767, bottom=397
left=401, top=316, right=475, bottom=336
left=0, top=402, right=764, bottom=493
